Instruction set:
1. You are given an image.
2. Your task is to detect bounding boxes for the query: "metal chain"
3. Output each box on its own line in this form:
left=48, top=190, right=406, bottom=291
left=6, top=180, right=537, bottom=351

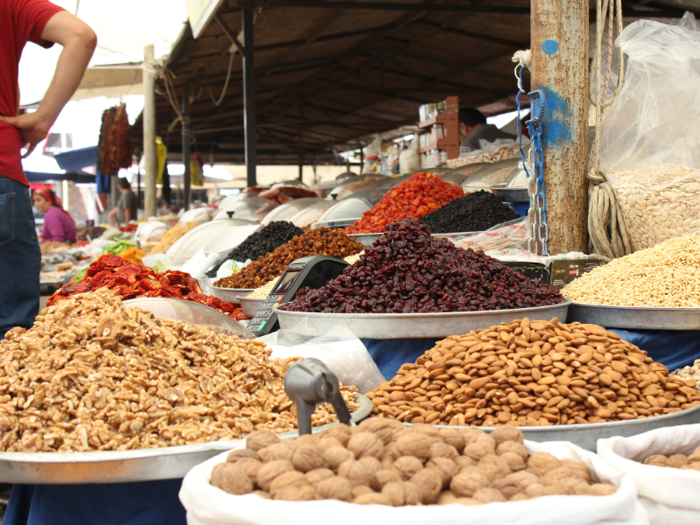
left=530, top=121, right=549, bottom=255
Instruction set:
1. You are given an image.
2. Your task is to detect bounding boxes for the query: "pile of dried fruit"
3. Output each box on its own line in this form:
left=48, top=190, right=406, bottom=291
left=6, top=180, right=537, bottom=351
left=149, top=222, right=200, bottom=255
left=422, top=190, right=518, bottom=234
left=47, top=254, right=247, bottom=321
left=206, top=221, right=303, bottom=278
left=215, top=228, right=364, bottom=290
left=346, top=173, right=463, bottom=234
left=366, top=318, right=700, bottom=426
left=561, top=235, right=700, bottom=307
left=210, top=418, right=616, bottom=503
left=282, top=219, right=563, bottom=313
left=0, top=290, right=358, bottom=452
left=641, top=448, right=700, bottom=470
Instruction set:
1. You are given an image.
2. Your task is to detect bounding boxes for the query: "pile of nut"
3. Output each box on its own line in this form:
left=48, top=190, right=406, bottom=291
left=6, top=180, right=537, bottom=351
left=561, top=235, right=700, bottom=307
left=366, top=318, right=700, bottom=426
left=0, top=289, right=358, bottom=452
left=608, top=165, right=700, bottom=251
left=642, top=448, right=700, bottom=471
left=211, top=419, right=616, bottom=504
left=673, top=359, right=700, bottom=389
left=215, top=228, right=364, bottom=289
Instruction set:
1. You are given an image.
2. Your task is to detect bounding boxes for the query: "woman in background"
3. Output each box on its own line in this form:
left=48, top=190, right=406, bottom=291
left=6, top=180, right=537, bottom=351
left=32, top=188, right=76, bottom=244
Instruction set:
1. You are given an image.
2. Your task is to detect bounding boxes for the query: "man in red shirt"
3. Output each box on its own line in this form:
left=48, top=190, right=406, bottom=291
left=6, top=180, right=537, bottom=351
left=0, top=0, right=96, bottom=336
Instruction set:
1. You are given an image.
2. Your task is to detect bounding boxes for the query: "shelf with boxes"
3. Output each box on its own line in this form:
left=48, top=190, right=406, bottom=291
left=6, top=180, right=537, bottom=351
left=417, top=95, right=459, bottom=169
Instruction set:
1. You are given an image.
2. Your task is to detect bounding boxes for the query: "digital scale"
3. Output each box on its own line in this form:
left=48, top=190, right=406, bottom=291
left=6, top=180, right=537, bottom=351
left=247, top=255, right=349, bottom=336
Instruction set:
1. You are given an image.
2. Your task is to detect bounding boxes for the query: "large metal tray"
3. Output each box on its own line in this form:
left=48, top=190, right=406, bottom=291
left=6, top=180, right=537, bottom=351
left=0, top=395, right=372, bottom=484
left=275, top=299, right=572, bottom=339
left=400, top=403, right=700, bottom=452
left=567, top=302, right=700, bottom=330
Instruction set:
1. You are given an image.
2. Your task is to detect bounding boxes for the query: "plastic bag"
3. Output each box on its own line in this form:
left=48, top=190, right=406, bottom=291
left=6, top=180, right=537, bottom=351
left=399, top=136, right=421, bottom=174
left=454, top=216, right=530, bottom=252
left=257, top=326, right=384, bottom=394
left=598, top=423, right=700, bottom=525
left=363, top=136, right=382, bottom=174
left=600, top=20, right=700, bottom=251
left=180, top=440, right=647, bottom=525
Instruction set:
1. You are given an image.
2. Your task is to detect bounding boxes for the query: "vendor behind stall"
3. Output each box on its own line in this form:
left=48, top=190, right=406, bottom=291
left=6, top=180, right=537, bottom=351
left=109, top=177, right=138, bottom=226
left=459, top=107, right=516, bottom=152
left=32, top=188, right=75, bottom=244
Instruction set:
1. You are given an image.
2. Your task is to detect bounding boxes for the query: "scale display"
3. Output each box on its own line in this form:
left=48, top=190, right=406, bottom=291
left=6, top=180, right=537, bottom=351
left=247, top=255, right=349, bottom=336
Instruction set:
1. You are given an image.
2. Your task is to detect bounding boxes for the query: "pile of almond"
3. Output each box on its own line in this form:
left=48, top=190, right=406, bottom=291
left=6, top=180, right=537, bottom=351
left=642, top=447, right=700, bottom=471
left=210, top=418, right=616, bottom=504
left=367, top=318, right=700, bottom=426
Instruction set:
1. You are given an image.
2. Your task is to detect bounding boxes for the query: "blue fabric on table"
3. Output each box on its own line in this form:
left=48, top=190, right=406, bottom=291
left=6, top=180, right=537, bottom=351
left=363, top=329, right=700, bottom=379
left=3, top=480, right=186, bottom=525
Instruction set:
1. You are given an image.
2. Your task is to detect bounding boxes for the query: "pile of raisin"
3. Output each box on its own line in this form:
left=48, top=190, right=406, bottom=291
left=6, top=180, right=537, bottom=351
left=422, top=190, right=519, bottom=233
left=214, top=228, right=364, bottom=289
left=345, top=172, right=464, bottom=234
left=281, top=218, right=564, bottom=313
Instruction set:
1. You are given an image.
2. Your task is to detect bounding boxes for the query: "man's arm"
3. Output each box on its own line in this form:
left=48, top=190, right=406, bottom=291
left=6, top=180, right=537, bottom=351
left=108, top=207, right=118, bottom=226
left=0, top=11, right=96, bottom=157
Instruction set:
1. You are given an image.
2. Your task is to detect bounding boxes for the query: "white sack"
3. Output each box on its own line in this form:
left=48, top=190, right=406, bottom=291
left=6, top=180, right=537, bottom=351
left=180, top=440, right=647, bottom=525
left=598, top=424, right=700, bottom=525
left=258, top=327, right=384, bottom=394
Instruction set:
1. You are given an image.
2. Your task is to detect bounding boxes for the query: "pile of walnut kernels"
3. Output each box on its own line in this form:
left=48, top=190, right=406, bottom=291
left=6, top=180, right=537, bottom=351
left=211, top=419, right=616, bottom=505
left=0, top=289, right=357, bottom=452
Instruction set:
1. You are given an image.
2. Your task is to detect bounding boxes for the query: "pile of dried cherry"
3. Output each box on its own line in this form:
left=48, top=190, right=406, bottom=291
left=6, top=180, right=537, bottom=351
left=345, top=172, right=464, bottom=234
left=281, top=218, right=564, bottom=313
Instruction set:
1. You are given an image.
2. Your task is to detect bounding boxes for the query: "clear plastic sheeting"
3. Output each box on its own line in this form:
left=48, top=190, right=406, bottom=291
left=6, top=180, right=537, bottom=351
left=213, top=198, right=278, bottom=221
left=165, top=220, right=253, bottom=267
left=287, top=201, right=334, bottom=228
left=329, top=174, right=383, bottom=200
left=461, top=158, right=521, bottom=191
left=312, top=188, right=388, bottom=229
left=260, top=198, right=328, bottom=225
left=179, top=207, right=213, bottom=225
left=123, top=297, right=254, bottom=339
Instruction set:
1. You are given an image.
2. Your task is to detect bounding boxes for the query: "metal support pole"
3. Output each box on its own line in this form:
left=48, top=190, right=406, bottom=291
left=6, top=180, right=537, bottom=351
left=242, top=6, right=257, bottom=187
left=143, top=45, right=158, bottom=219
left=530, top=0, right=589, bottom=254
left=182, top=83, right=192, bottom=211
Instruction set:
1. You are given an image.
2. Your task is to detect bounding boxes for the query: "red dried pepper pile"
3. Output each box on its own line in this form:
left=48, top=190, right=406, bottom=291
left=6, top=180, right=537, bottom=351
left=345, top=172, right=464, bottom=234
left=47, top=255, right=249, bottom=321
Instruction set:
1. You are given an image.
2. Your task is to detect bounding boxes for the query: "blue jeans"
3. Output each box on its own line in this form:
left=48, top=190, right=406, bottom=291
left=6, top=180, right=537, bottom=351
left=0, top=175, right=40, bottom=337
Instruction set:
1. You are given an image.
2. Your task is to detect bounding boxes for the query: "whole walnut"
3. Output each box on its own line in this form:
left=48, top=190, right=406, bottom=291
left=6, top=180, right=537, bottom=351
left=353, top=493, right=392, bottom=505
left=234, top=458, right=262, bottom=485
left=305, top=468, right=335, bottom=487
left=558, top=478, right=591, bottom=496
left=251, top=490, right=270, bottom=499
left=410, top=468, right=443, bottom=504
left=509, top=492, right=530, bottom=502
left=541, top=467, right=586, bottom=486
left=527, top=452, right=562, bottom=476
left=500, top=452, right=526, bottom=472
left=588, top=483, right=617, bottom=496
left=319, top=437, right=344, bottom=452
left=210, top=463, right=253, bottom=495
left=688, top=447, right=700, bottom=463
left=246, top=431, right=280, bottom=452
left=295, top=434, right=320, bottom=447
left=456, top=497, right=481, bottom=505
left=681, top=462, right=700, bottom=472
left=493, top=471, right=540, bottom=499
left=227, top=449, right=261, bottom=463
left=496, top=441, right=529, bottom=462
left=440, top=428, right=466, bottom=453
left=460, top=428, right=487, bottom=446
left=337, top=460, right=371, bottom=486
left=490, top=426, right=524, bottom=446
left=258, top=444, right=292, bottom=463
left=525, top=482, right=552, bottom=499
left=324, top=446, right=355, bottom=471
left=642, top=454, right=669, bottom=467
left=426, top=457, right=458, bottom=489
left=437, top=491, right=458, bottom=505
left=257, top=460, right=295, bottom=492
left=463, top=443, right=493, bottom=462
left=352, top=485, right=375, bottom=498
left=382, top=481, right=421, bottom=506
left=291, top=443, right=329, bottom=472
left=473, top=487, right=506, bottom=503
left=430, top=442, right=459, bottom=461
left=370, top=469, right=403, bottom=491
left=273, top=484, right=317, bottom=501
left=450, top=471, right=492, bottom=498
left=269, top=471, right=309, bottom=498
left=382, top=443, right=401, bottom=462
left=347, top=432, right=384, bottom=460
left=358, top=457, right=381, bottom=477
left=668, top=454, right=689, bottom=468
left=472, top=432, right=496, bottom=453
left=409, top=424, right=442, bottom=441
left=318, top=424, right=352, bottom=447
left=315, top=476, right=354, bottom=501
left=478, top=454, right=512, bottom=480
left=358, top=418, right=404, bottom=445
left=395, top=433, right=431, bottom=462
left=393, top=456, right=424, bottom=480
left=455, top=456, right=477, bottom=470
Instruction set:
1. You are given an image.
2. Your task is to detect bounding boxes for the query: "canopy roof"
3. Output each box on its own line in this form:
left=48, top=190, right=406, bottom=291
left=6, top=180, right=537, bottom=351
left=133, top=0, right=697, bottom=165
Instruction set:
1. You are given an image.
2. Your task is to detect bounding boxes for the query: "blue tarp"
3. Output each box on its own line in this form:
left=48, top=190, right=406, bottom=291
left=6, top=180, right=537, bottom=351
left=53, top=147, right=97, bottom=172
left=25, top=171, right=95, bottom=184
